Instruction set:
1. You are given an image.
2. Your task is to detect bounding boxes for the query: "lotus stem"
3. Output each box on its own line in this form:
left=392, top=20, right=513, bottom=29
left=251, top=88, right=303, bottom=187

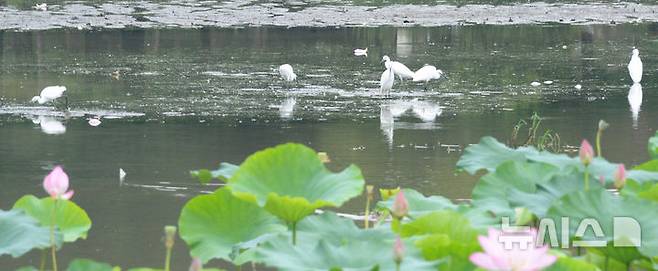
left=164, top=226, right=177, bottom=271
left=596, top=132, right=602, bottom=157
left=39, top=249, right=46, bottom=271
left=364, top=185, right=374, bottom=229
left=291, top=222, right=298, bottom=245
left=584, top=167, right=590, bottom=191
left=50, top=199, right=58, bottom=271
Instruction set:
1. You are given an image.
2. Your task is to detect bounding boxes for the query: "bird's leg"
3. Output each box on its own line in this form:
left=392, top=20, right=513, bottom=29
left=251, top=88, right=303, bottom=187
left=64, top=96, right=69, bottom=111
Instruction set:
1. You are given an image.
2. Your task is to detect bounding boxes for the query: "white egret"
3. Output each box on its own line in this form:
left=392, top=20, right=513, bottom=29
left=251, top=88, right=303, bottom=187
left=382, top=55, right=414, bottom=81
left=530, top=81, right=541, bottom=87
left=279, top=97, right=296, bottom=119
left=575, top=84, right=582, bottom=90
left=380, top=60, right=395, bottom=97
left=354, top=48, right=368, bottom=57
left=543, top=80, right=553, bottom=85
left=412, top=65, right=444, bottom=83
left=628, top=48, right=643, bottom=83
left=31, top=86, right=67, bottom=108
left=628, top=83, right=642, bottom=127
left=278, top=64, right=297, bottom=81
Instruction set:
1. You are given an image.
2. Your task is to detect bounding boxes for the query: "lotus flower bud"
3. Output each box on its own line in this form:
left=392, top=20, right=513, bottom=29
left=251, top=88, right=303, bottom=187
left=164, top=225, right=177, bottom=249
left=393, top=236, right=404, bottom=264
left=579, top=139, right=594, bottom=166
left=391, top=191, right=409, bottom=219
left=614, top=164, right=626, bottom=189
left=43, top=166, right=74, bottom=200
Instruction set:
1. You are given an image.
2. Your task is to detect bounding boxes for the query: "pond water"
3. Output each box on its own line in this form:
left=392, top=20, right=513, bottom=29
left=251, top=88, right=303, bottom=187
left=1, top=24, right=658, bottom=269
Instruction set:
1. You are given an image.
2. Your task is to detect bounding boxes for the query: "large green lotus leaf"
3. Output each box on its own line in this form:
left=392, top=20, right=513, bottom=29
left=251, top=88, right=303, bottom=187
left=255, top=229, right=436, bottom=271
left=377, top=188, right=456, bottom=217
left=458, top=137, right=658, bottom=183
left=191, top=162, right=239, bottom=184
left=649, top=131, right=658, bottom=159
left=472, top=160, right=559, bottom=216
left=297, top=212, right=392, bottom=243
left=66, top=259, right=119, bottom=271
left=0, top=209, right=60, bottom=257
left=507, top=167, right=602, bottom=218
left=178, top=188, right=286, bottom=264
left=546, top=188, right=658, bottom=261
left=12, top=195, right=91, bottom=243
left=400, top=211, right=481, bottom=270
left=227, top=143, right=365, bottom=223
left=544, top=257, right=598, bottom=271
left=620, top=180, right=658, bottom=202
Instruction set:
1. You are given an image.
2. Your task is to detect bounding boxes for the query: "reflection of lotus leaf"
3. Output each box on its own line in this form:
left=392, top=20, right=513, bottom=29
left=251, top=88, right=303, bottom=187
left=227, top=143, right=365, bottom=224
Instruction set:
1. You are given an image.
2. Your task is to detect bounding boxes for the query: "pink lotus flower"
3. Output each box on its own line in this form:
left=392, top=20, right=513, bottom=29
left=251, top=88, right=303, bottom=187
left=391, top=191, right=409, bottom=219
left=470, top=228, right=557, bottom=271
left=43, top=166, right=74, bottom=200
left=614, top=164, right=626, bottom=189
left=393, top=236, right=404, bottom=264
left=579, top=140, right=594, bottom=166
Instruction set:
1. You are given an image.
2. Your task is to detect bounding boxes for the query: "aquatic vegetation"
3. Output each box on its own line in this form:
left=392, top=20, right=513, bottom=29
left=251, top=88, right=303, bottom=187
left=509, top=113, right=562, bottom=152
left=5, top=129, right=658, bottom=270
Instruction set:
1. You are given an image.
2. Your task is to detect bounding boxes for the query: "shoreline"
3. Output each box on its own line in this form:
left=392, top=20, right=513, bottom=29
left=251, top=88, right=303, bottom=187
left=0, top=1, right=657, bottom=31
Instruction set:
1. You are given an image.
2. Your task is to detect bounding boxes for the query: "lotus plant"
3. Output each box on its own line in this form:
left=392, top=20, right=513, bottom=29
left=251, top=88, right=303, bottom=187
left=596, top=120, right=609, bottom=157
left=470, top=228, right=556, bottom=271
left=164, top=225, right=177, bottom=271
left=42, top=166, right=73, bottom=271
left=579, top=139, right=594, bottom=191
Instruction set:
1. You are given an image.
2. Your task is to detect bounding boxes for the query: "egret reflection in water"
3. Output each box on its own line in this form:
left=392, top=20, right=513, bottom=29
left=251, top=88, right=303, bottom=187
left=628, top=83, right=643, bottom=128
left=31, top=115, right=66, bottom=135
left=411, top=101, right=443, bottom=122
left=279, top=97, right=297, bottom=119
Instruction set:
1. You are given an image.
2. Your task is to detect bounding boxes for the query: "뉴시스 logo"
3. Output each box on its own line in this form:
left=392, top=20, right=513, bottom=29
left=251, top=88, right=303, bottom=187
left=498, top=216, right=641, bottom=249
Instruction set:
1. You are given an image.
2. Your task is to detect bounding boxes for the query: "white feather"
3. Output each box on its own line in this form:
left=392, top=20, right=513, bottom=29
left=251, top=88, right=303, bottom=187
left=412, top=66, right=443, bottom=82
left=382, top=56, right=414, bottom=80
left=278, top=64, right=297, bottom=81
left=32, top=86, right=66, bottom=104
left=380, top=62, right=395, bottom=96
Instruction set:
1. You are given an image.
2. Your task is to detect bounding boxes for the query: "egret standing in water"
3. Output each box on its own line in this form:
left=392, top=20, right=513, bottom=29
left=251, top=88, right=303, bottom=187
left=31, top=86, right=68, bottom=109
left=381, top=55, right=414, bottom=82
left=628, top=48, right=643, bottom=83
left=278, top=64, right=297, bottom=82
left=380, top=60, right=395, bottom=97
left=412, top=65, right=444, bottom=83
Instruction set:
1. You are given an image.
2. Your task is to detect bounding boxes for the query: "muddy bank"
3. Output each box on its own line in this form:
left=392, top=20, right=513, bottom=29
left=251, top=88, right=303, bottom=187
left=0, top=1, right=657, bottom=30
